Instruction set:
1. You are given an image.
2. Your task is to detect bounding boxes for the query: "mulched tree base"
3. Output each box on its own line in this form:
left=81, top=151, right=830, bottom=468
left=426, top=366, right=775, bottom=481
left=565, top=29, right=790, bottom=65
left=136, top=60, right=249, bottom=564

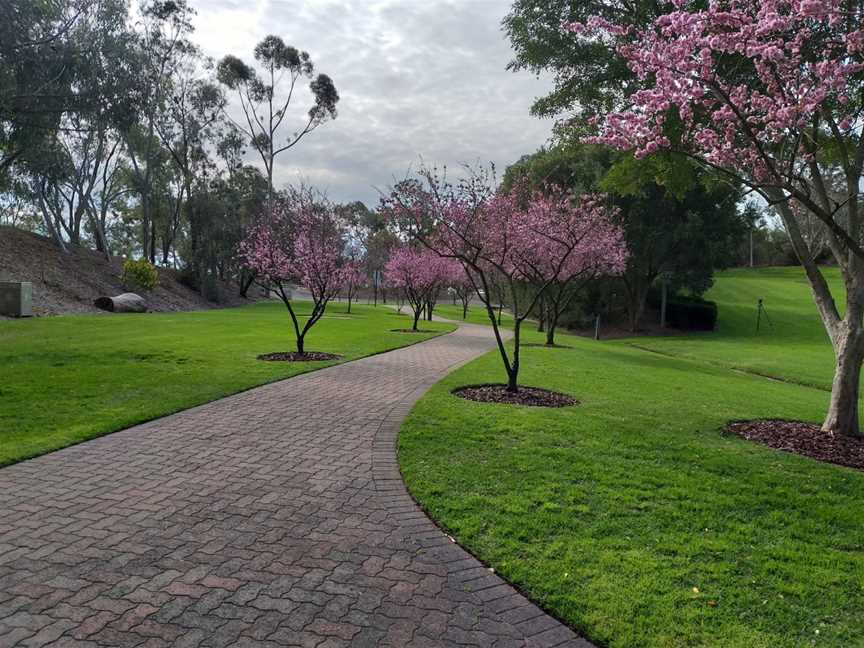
left=520, top=342, right=573, bottom=349
left=452, top=384, right=578, bottom=408
left=390, top=328, right=437, bottom=333
left=257, top=351, right=342, bottom=362
left=727, top=419, right=864, bottom=471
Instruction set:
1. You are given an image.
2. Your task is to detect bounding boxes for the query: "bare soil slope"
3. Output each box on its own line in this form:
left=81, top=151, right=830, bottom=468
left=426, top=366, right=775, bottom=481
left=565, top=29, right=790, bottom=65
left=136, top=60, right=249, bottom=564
left=0, top=226, right=253, bottom=316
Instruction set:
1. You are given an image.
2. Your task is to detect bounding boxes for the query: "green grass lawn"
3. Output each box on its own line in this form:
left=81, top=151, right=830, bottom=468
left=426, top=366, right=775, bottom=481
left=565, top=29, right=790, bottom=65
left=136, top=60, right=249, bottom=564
left=630, top=266, right=842, bottom=390
left=0, top=300, right=453, bottom=467
left=435, top=302, right=515, bottom=327
left=399, top=267, right=863, bottom=648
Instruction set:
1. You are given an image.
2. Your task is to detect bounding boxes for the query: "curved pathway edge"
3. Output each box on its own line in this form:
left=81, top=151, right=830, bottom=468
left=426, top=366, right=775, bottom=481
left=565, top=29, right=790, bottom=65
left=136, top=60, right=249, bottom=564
left=0, top=324, right=592, bottom=648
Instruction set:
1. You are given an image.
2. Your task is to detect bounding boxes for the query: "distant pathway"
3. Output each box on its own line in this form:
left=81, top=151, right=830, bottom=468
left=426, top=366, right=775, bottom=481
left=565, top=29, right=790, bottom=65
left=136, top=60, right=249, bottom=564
left=0, top=325, right=590, bottom=648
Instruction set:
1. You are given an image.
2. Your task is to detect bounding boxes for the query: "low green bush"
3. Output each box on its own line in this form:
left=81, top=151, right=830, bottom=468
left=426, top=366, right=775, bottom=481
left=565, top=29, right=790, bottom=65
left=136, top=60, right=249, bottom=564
left=121, top=258, right=159, bottom=292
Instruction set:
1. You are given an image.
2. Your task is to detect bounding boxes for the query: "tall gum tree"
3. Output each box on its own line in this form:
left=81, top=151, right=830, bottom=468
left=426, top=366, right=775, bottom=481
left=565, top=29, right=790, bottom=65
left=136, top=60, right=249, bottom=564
left=569, top=0, right=864, bottom=436
left=217, top=37, right=338, bottom=215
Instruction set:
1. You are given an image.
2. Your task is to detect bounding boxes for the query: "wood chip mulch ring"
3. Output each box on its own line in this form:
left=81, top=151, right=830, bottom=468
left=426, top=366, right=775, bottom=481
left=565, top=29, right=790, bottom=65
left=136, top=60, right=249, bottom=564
left=726, top=419, right=864, bottom=471
left=257, top=351, right=342, bottom=362
left=519, top=342, right=573, bottom=349
left=452, top=384, right=578, bottom=408
left=390, top=328, right=437, bottom=333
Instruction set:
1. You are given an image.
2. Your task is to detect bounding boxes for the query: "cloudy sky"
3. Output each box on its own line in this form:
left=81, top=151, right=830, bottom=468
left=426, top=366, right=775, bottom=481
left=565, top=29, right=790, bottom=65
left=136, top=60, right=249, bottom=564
left=187, top=0, right=554, bottom=206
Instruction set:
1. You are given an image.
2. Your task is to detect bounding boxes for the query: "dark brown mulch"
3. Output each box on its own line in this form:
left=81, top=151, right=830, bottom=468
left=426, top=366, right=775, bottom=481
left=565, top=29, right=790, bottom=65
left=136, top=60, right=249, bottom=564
left=390, top=328, right=436, bottom=333
left=257, top=351, right=342, bottom=362
left=727, top=419, right=864, bottom=471
left=452, top=384, right=578, bottom=408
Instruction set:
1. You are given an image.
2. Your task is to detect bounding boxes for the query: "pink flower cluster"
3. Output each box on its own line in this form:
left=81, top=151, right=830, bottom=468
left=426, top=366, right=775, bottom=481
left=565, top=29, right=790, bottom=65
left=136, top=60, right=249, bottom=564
left=384, top=246, right=458, bottom=304
left=569, top=0, right=864, bottom=183
left=507, top=189, right=628, bottom=285
left=341, top=260, right=366, bottom=293
left=415, top=186, right=628, bottom=288
left=239, top=202, right=349, bottom=303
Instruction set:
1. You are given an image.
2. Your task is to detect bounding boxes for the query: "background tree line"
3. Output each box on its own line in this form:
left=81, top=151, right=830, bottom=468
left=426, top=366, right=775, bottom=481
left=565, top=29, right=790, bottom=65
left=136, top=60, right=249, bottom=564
left=0, top=0, right=339, bottom=300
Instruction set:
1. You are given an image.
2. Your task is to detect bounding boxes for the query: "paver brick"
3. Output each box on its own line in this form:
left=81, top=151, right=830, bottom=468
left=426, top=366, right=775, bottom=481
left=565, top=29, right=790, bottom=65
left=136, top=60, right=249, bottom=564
left=0, top=324, right=590, bottom=647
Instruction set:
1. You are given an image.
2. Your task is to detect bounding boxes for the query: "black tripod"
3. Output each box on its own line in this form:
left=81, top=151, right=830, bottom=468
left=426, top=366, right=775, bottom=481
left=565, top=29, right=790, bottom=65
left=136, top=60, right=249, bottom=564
left=756, top=298, right=773, bottom=333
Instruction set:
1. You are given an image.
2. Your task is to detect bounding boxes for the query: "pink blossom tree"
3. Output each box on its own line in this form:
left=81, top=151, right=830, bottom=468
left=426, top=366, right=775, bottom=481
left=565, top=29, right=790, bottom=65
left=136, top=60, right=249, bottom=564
left=384, top=245, right=451, bottom=331
left=445, top=259, right=474, bottom=320
left=568, top=0, right=864, bottom=435
left=240, top=199, right=347, bottom=355
left=341, top=260, right=366, bottom=314
left=387, top=167, right=628, bottom=391
left=514, top=188, right=628, bottom=346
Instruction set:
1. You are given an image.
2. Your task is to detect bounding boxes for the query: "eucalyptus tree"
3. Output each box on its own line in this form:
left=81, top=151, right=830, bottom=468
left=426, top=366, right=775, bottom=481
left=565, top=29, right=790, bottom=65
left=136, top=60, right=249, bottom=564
left=155, top=43, right=227, bottom=281
left=9, top=0, right=136, bottom=253
left=217, top=36, right=339, bottom=213
left=0, top=0, right=95, bottom=181
left=122, top=0, right=194, bottom=262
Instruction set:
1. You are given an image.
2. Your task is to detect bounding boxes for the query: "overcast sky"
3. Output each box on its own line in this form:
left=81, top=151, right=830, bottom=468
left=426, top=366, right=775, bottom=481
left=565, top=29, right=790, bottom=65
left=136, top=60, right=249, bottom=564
left=187, top=0, right=554, bottom=206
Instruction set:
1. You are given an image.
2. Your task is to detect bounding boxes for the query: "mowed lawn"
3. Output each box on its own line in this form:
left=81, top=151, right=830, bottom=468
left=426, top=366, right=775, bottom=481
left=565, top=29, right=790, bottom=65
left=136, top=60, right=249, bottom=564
left=0, top=300, right=453, bottom=467
left=435, top=302, right=514, bottom=327
left=632, top=266, right=843, bottom=390
left=399, top=267, right=864, bottom=648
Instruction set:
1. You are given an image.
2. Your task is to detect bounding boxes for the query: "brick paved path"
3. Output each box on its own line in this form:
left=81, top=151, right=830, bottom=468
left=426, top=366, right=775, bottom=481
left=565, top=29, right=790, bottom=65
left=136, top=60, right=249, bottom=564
left=0, top=325, right=591, bottom=648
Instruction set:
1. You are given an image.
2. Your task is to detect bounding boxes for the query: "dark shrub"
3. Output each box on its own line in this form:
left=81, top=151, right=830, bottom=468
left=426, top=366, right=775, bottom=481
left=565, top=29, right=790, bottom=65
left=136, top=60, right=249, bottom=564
left=666, top=296, right=717, bottom=331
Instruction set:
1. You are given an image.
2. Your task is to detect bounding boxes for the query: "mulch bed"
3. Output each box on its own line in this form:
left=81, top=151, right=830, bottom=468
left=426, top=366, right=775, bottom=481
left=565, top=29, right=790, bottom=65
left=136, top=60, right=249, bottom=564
left=452, top=384, right=578, bottom=408
left=390, top=328, right=436, bottom=333
left=727, top=419, right=864, bottom=471
left=257, top=351, right=342, bottom=362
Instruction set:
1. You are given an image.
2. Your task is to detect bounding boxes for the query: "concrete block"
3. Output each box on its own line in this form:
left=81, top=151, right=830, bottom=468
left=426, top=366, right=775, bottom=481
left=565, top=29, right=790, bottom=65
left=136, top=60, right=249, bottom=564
left=0, top=281, right=33, bottom=317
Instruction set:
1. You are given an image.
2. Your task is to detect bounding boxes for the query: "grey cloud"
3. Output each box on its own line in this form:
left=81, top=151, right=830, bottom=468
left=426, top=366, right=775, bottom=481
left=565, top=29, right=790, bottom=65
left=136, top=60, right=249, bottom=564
left=190, top=0, right=553, bottom=205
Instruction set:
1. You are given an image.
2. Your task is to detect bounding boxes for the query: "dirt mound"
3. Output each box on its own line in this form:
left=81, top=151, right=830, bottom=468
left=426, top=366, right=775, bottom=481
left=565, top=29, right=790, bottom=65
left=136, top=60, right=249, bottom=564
left=0, top=226, right=256, bottom=316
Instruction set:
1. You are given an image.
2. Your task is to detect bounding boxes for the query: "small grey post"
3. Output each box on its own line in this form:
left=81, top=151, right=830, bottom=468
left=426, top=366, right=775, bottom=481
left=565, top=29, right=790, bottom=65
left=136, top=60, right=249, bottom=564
left=594, top=313, right=601, bottom=340
left=0, top=281, right=33, bottom=317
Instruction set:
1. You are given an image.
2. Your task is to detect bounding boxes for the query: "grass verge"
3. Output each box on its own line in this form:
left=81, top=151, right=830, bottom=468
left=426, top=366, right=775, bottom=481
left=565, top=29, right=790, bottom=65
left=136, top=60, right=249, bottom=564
left=0, top=300, right=453, bottom=467
left=399, top=268, right=863, bottom=647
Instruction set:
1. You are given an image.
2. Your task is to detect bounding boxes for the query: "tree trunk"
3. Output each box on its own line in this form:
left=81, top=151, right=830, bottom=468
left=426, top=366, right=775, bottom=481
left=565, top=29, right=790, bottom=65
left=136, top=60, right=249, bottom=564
left=462, top=299, right=468, bottom=319
left=141, top=192, right=150, bottom=261
left=537, top=297, right=546, bottom=332
left=38, top=196, right=68, bottom=253
left=545, top=324, right=556, bottom=346
left=628, top=289, right=648, bottom=333
left=239, top=271, right=255, bottom=298
left=823, top=329, right=864, bottom=436
left=660, top=279, right=668, bottom=328
left=149, top=223, right=157, bottom=265
left=296, top=332, right=305, bottom=355
left=412, top=308, right=421, bottom=331
left=507, top=321, right=521, bottom=392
